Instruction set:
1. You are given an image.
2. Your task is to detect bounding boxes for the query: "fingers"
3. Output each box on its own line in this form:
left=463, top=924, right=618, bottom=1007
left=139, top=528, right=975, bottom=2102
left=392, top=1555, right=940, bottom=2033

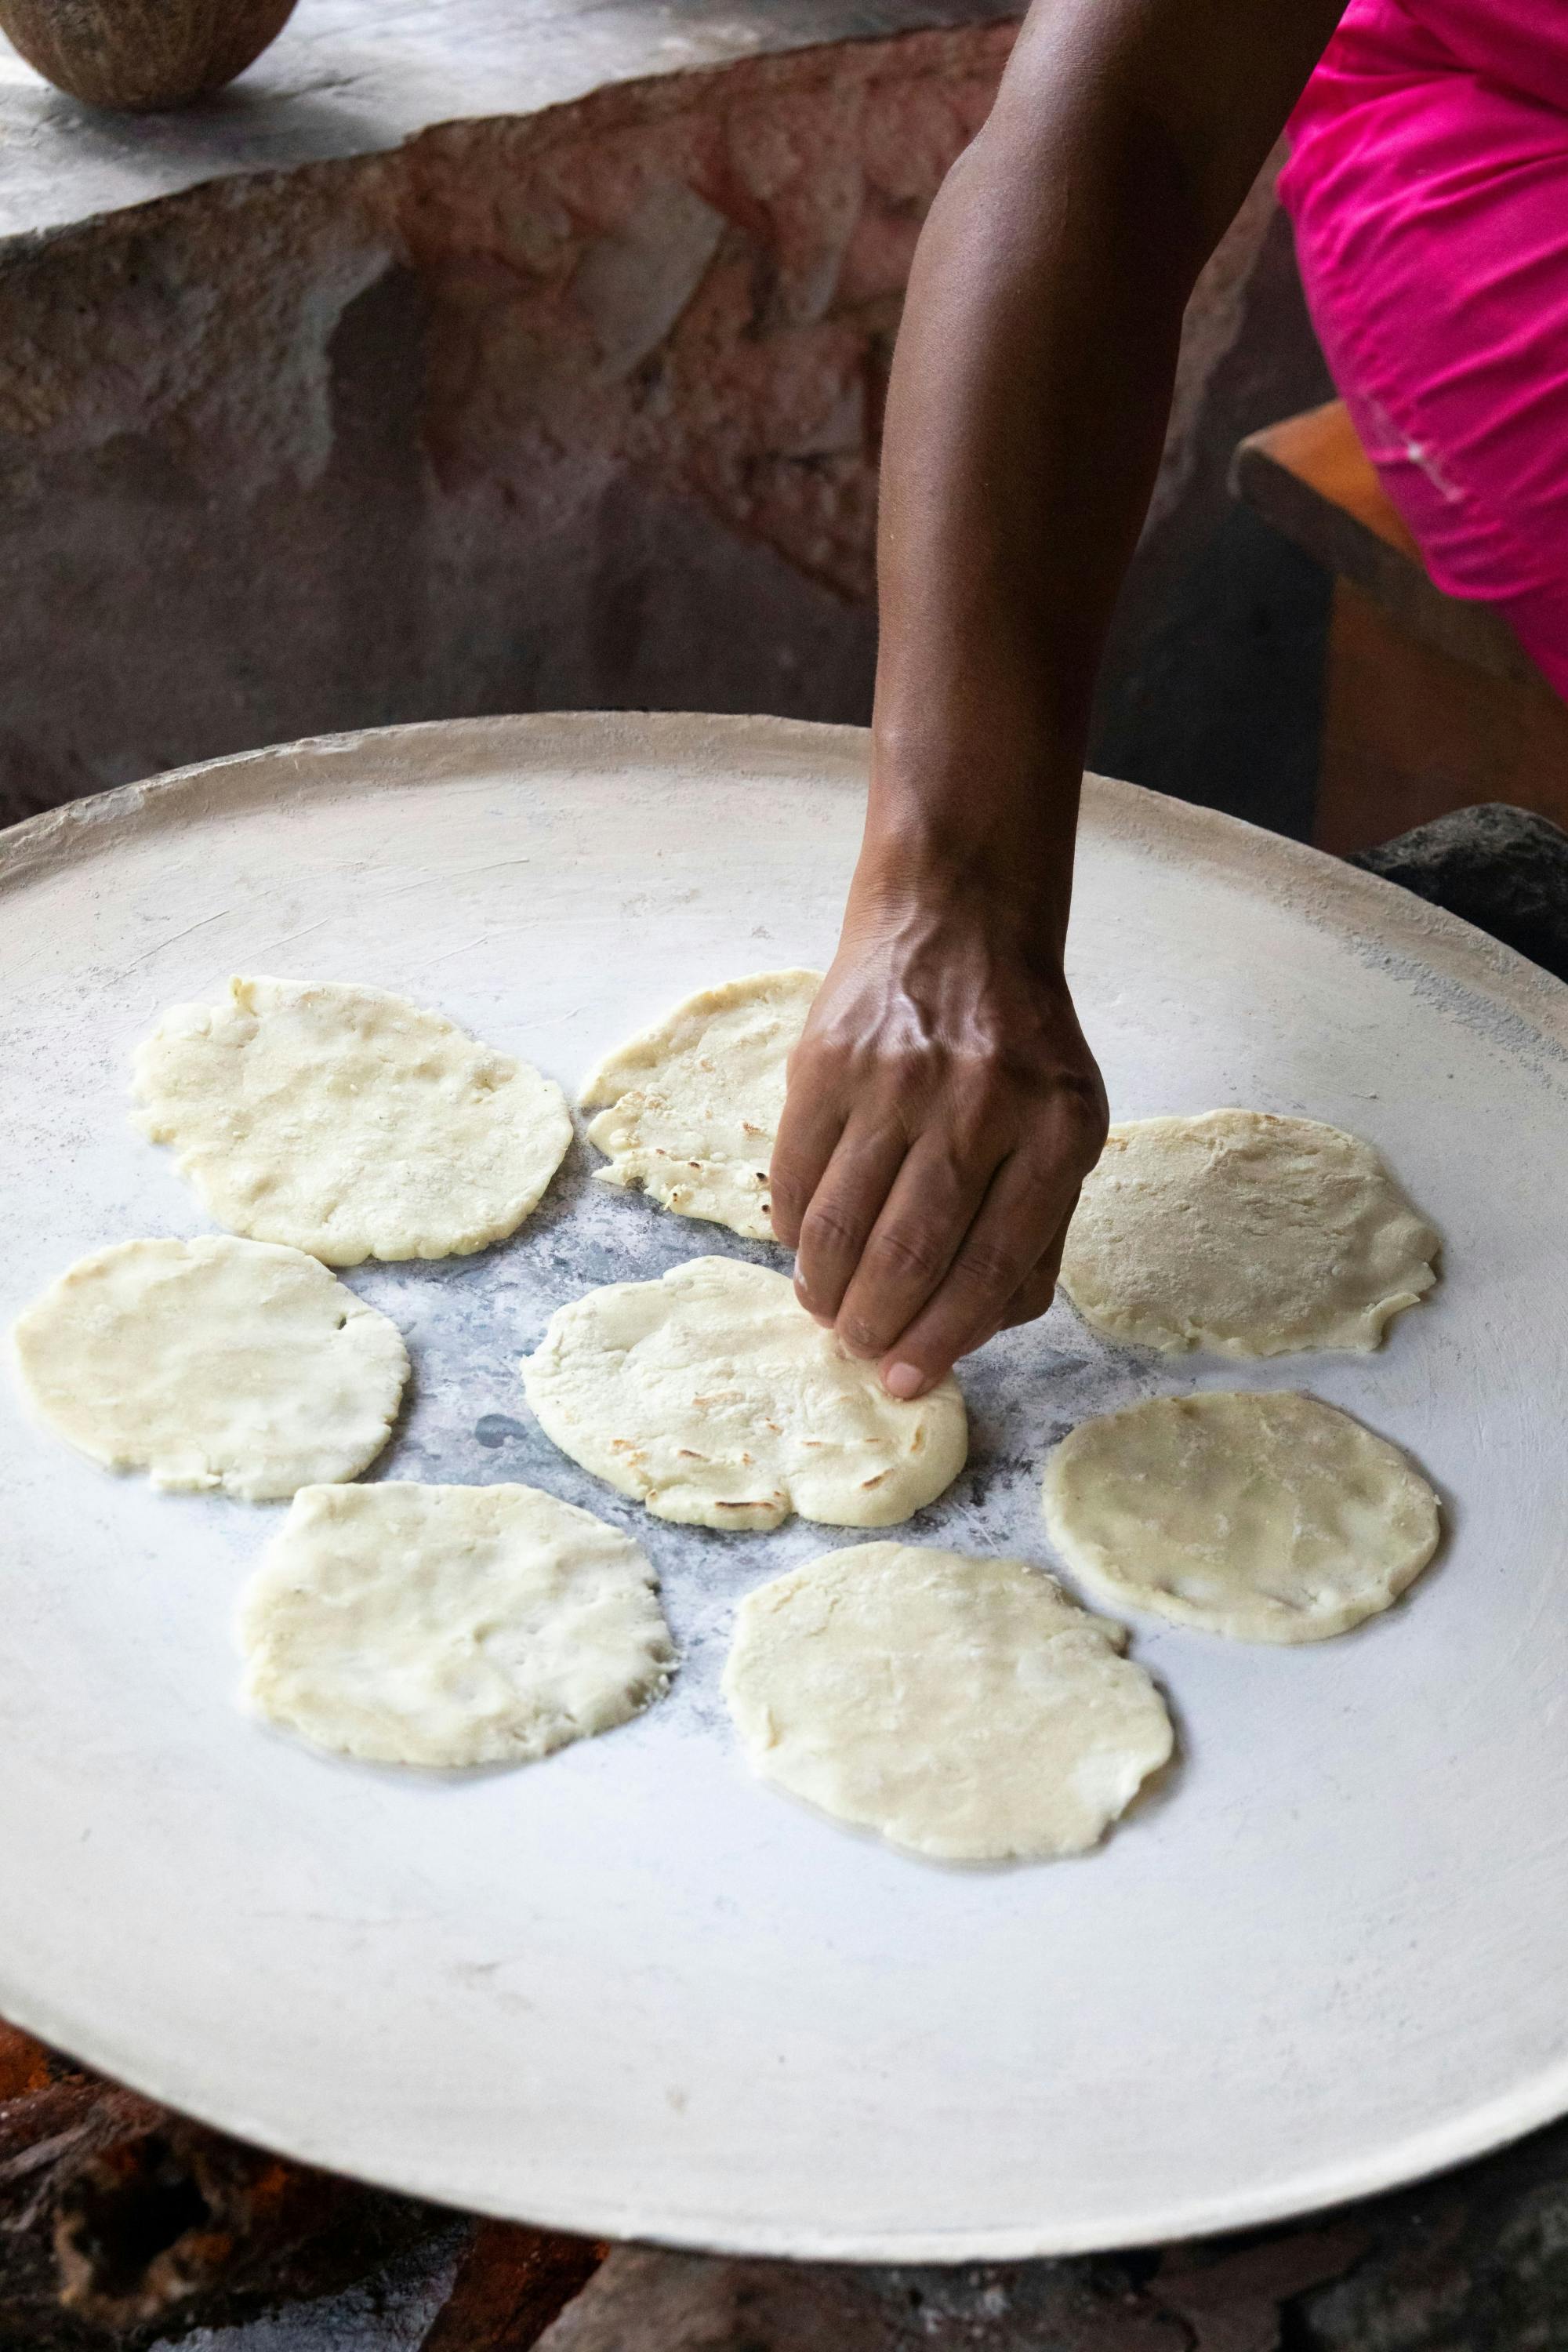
left=878, top=1154, right=1081, bottom=1398
left=832, top=1134, right=1001, bottom=1360
left=767, top=1080, right=848, bottom=1253
left=958, top=1197, right=1078, bottom=1356
left=972, top=1254, right=1062, bottom=1352
left=992, top=1189, right=1080, bottom=1333
left=769, top=953, right=1105, bottom=1390
left=791, top=1122, right=912, bottom=1324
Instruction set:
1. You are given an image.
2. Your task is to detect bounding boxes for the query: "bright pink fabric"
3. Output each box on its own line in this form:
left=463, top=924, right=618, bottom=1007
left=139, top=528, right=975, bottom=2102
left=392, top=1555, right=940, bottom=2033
left=1279, top=1, right=1568, bottom=697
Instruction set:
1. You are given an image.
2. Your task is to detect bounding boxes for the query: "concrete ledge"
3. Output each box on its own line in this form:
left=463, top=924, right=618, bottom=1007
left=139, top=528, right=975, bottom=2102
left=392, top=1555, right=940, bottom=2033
left=0, top=0, right=1018, bottom=243
left=0, top=0, right=1330, bottom=848
left=0, top=17, right=1023, bottom=818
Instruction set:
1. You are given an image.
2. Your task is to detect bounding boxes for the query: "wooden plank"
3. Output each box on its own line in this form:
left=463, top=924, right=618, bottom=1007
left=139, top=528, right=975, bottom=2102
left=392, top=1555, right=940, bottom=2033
left=1316, top=581, right=1568, bottom=854
left=421, top=2220, right=604, bottom=2350
left=1233, top=401, right=1537, bottom=687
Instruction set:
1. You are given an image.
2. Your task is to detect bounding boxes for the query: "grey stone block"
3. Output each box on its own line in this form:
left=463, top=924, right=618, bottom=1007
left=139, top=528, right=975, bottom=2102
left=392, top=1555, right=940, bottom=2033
left=1352, top=803, right=1568, bottom=984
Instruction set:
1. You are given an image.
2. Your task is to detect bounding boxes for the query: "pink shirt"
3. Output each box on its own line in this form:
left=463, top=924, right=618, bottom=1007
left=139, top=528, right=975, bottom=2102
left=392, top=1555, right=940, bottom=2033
left=1292, top=0, right=1568, bottom=116
left=1279, top=0, right=1568, bottom=691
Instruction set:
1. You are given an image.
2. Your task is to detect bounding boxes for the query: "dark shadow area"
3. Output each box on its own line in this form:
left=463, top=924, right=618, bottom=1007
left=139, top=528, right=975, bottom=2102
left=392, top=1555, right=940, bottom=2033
left=1091, top=506, right=1330, bottom=841
left=1091, top=198, right=1336, bottom=840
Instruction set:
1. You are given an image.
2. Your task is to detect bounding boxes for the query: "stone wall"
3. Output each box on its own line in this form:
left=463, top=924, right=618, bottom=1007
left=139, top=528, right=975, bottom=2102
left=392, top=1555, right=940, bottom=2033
left=0, top=20, right=1328, bottom=832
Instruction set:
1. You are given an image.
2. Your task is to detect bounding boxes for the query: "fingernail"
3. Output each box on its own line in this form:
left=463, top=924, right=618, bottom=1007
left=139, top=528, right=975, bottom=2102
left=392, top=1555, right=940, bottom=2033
left=883, top=1362, right=927, bottom=1400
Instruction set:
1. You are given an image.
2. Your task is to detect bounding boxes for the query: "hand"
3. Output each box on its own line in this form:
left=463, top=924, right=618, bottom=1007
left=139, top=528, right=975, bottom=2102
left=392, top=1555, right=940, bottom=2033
left=769, top=862, right=1107, bottom=1397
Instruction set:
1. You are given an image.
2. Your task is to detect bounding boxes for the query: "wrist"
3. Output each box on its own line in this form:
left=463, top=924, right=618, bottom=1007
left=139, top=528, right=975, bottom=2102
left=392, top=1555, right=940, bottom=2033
left=863, top=727, right=1082, bottom=916
left=853, top=804, right=1075, bottom=955
left=844, top=837, right=1073, bottom=978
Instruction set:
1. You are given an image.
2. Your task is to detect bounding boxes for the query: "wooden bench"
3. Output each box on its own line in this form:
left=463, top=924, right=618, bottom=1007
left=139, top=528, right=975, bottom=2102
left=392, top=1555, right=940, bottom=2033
left=1232, top=400, right=1568, bottom=854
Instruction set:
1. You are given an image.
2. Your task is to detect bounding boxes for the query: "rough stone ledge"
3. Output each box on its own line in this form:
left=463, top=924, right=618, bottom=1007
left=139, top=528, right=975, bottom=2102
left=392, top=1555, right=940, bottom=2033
left=0, top=8, right=1328, bottom=831
left=0, top=19, right=1014, bottom=820
left=0, top=0, right=1019, bottom=245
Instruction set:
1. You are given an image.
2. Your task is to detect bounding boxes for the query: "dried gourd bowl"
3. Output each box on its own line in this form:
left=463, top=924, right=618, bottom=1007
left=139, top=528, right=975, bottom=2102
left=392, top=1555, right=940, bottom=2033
left=0, top=0, right=299, bottom=110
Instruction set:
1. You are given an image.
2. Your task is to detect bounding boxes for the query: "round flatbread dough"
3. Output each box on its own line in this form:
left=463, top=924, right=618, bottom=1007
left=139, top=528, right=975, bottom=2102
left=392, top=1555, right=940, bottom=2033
left=132, top=975, right=572, bottom=1265
left=1058, top=1110, right=1439, bottom=1356
left=723, top=1543, right=1173, bottom=1862
left=239, top=1482, right=673, bottom=1768
left=579, top=969, right=820, bottom=1242
left=1043, top=1389, right=1441, bottom=1643
left=12, top=1236, right=408, bottom=1502
left=521, top=1256, right=966, bottom=1533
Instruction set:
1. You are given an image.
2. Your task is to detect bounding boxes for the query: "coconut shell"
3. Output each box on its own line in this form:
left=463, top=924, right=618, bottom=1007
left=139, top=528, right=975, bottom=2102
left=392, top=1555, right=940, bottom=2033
left=0, top=0, right=299, bottom=111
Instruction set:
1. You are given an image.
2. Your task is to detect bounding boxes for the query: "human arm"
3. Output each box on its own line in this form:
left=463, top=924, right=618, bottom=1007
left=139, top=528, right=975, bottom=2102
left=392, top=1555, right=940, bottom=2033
left=768, top=0, right=1345, bottom=1396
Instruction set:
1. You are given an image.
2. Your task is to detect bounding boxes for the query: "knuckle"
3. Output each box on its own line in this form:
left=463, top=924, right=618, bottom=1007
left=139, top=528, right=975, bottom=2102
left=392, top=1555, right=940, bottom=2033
left=1054, top=1075, right=1111, bottom=1163
left=766, top=1162, right=808, bottom=1214
left=800, top=1008, right=880, bottom=1071
left=1018, top=1109, right=1107, bottom=1192
left=786, top=1051, right=848, bottom=1106
left=953, top=1235, right=1027, bottom=1298
left=868, top=1225, right=946, bottom=1285
left=765, top=1169, right=813, bottom=1236
left=946, top=1042, right=1007, bottom=1096
left=943, top=1109, right=1007, bottom=1170
left=800, top=1201, right=866, bottom=1261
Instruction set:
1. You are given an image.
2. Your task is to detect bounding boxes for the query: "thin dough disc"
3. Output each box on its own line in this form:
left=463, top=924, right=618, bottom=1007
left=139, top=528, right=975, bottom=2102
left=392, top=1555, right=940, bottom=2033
left=1059, top=1110, right=1440, bottom=1355
left=723, top=1542, right=1173, bottom=1862
left=132, top=976, right=572, bottom=1265
left=1043, top=1390, right=1441, bottom=1643
left=12, top=1236, right=408, bottom=1501
left=239, top=1482, right=673, bottom=1768
left=521, top=1256, right=966, bottom=1532
left=579, top=969, right=821, bottom=1241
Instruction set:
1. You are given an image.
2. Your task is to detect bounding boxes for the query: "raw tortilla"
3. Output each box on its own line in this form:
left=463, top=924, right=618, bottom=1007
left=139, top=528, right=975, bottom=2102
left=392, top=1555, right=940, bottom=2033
left=239, top=1482, right=673, bottom=1767
left=723, top=1542, right=1173, bottom=1862
left=579, top=968, right=821, bottom=1241
left=132, top=976, right=572, bottom=1265
left=12, top=1236, right=407, bottom=1501
left=1058, top=1110, right=1439, bottom=1355
left=1043, top=1389, right=1441, bottom=1643
left=521, top=1255, right=966, bottom=1532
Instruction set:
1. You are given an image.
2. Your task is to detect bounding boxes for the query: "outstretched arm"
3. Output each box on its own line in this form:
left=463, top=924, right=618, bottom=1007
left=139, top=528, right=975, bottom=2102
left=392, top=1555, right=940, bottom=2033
left=769, top=0, right=1343, bottom=1396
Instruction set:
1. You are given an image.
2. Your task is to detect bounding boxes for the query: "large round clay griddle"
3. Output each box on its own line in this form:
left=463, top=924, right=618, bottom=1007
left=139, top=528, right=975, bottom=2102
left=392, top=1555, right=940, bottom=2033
left=2, top=712, right=1566, bottom=2261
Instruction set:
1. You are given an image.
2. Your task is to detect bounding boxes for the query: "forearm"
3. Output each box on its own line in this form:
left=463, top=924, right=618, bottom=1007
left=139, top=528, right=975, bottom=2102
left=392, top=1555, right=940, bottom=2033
left=866, top=0, right=1343, bottom=950
left=773, top=0, right=1343, bottom=1385
left=869, top=72, right=1189, bottom=932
